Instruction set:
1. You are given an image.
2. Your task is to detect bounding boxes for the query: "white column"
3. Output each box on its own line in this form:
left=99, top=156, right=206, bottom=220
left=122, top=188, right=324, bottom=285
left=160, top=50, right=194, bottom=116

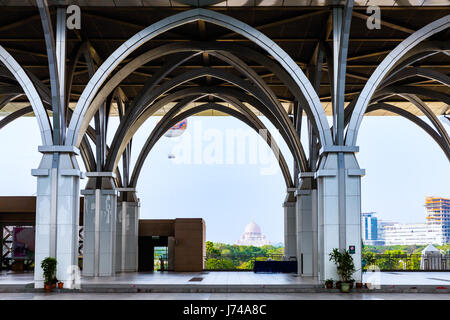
left=283, top=191, right=296, bottom=260
left=81, top=173, right=117, bottom=276
left=295, top=173, right=318, bottom=277
left=32, top=146, right=82, bottom=289
left=316, top=150, right=364, bottom=282
left=116, top=189, right=140, bottom=272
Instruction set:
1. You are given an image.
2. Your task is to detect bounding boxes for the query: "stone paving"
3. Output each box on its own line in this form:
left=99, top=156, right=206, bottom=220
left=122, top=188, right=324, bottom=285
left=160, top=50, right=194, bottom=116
left=0, top=292, right=449, bottom=300
left=1, top=271, right=449, bottom=295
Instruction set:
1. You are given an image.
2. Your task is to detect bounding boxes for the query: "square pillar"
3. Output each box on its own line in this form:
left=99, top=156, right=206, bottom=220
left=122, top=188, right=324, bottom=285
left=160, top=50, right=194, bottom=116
left=295, top=173, right=318, bottom=277
left=316, top=149, right=364, bottom=282
left=116, top=188, right=140, bottom=272
left=81, top=173, right=117, bottom=276
left=32, top=146, right=83, bottom=289
left=283, top=191, right=297, bottom=260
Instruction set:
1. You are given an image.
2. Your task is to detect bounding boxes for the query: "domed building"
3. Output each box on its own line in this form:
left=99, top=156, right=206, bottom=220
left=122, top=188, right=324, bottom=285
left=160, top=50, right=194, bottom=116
left=236, top=219, right=270, bottom=247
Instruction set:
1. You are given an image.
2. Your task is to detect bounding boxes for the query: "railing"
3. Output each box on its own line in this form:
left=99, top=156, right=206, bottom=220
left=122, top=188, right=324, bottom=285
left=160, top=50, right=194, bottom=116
left=204, top=254, right=287, bottom=271
left=363, top=254, right=450, bottom=271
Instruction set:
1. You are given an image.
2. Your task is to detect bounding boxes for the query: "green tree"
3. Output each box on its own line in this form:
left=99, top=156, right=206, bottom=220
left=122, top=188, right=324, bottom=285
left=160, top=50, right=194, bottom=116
left=206, top=241, right=221, bottom=258
left=206, top=258, right=236, bottom=270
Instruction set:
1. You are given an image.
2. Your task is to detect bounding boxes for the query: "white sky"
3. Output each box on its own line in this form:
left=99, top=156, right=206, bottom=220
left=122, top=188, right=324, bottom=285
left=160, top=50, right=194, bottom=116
left=0, top=115, right=448, bottom=244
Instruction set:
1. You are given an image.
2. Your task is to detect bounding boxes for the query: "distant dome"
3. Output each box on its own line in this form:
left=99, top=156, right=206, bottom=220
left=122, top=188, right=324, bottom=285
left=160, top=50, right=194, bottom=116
left=236, top=219, right=270, bottom=247
left=244, top=219, right=261, bottom=234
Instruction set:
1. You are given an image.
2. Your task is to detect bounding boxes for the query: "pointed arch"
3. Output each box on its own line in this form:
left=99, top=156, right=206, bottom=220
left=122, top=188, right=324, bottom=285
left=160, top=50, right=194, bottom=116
left=130, top=102, right=294, bottom=189
left=0, top=46, right=53, bottom=145
left=346, top=15, right=450, bottom=146
left=66, top=8, right=332, bottom=148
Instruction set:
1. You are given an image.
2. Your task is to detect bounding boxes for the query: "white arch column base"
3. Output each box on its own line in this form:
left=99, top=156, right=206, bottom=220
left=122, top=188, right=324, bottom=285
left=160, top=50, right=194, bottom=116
left=81, top=173, right=117, bottom=277
left=317, top=152, right=364, bottom=282
left=295, top=174, right=318, bottom=278
left=32, top=146, right=82, bottom=289
left=283, top=194, right=297, bottom=260
left=116, top=189, right=140, bottom=273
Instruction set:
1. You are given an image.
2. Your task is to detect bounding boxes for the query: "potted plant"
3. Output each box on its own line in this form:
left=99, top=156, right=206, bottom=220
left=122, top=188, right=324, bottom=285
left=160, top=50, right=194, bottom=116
left=329, top=248, right=355, bottom=293
left=325, top=279, right=334, bottom=289
left=41, top=257, right=57, bottom=292
left=58, top=281, right=64, bottom=289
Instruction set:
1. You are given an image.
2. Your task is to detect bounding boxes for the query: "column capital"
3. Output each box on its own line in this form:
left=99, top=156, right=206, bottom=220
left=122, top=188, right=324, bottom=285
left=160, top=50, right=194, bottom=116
left=319, top=145, right=359, bottom=154
left=295, top=189, right=312, bottom=197
left=298, top=172, right=315, bottom=178
left=85, top=171, right=116, bottom=178
left=282, top=201, right=296, bottom=207
left=38, top=145, right=80, bottom=155
left=117, top=187, right=136, bottom=192
left=347, top=168, right=366, bottom=176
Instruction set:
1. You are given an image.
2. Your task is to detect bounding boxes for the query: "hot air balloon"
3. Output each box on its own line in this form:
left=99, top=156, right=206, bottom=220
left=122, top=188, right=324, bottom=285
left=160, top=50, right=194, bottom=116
left=164, top=119, right=187, bottom=138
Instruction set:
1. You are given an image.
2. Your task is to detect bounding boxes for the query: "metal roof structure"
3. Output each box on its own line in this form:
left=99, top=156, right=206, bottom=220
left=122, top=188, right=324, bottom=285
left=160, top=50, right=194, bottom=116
left=0, top=1, right=448, bottom=288
left=0, top=2, right=448, bottom=117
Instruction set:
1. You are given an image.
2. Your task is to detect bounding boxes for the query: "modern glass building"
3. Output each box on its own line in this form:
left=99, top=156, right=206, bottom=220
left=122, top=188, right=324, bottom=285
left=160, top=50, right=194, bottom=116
left=361, top=212, right=383, bottom=245
left=425, top=197, right=450, bottom=244
left=382, top=197, right=450, bottom=246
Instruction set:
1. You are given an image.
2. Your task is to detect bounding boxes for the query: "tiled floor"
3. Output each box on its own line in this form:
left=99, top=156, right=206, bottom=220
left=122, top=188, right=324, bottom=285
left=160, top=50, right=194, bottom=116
left=0, top=292, right=449, bottom=300
left=1, top=270, right=450, bottom=286
left=0, top=271, right=318, bottom=286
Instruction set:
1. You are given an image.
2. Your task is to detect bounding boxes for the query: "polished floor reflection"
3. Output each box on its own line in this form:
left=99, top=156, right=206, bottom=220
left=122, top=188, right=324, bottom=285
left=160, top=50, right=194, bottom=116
left=1, top=271, right=450, bottom=286
left=0, top=292, right=450, bottom=300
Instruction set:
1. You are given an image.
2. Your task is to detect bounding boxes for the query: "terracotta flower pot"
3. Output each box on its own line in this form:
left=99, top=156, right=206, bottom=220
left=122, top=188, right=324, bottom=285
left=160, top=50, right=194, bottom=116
left=58, top=282, right=64, bottom=289
left=326, top=282, right=333, bottom=289
left=44, top=283, right=52, bottom=292
left=356, top=282, right=363, bottom=289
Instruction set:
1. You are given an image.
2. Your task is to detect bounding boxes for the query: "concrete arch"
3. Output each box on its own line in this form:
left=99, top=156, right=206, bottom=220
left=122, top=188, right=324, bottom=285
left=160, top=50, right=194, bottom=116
left=107, top=87, right=306, bottom=175
left=105, top=55, right=308, bottom=174
left=0, top=46, right=53, bottom=145
left=399, top=94, right=450, bottom=149
left=0, top=94, right=22, bottom=112
left=379, top=40, right=449, bottom=83
left=373, top=86, right=450, bottom=106
left=366, top=102, right=450, bottom=161
left=346, top=15, right=450, bottom=146
left=66, top=8, right=332, bottom=148
left=130, top=102, right=294, bottom=189
left=380, top=67, right=450, bottom=89
left=78, top=43, right=310, bottom=174
left=78, top=41, right=324, bottom=147
left=0, top=105, right=97, bottom=172
left=105, top=68, right=308, bottom=174
left=365, top=87, right=450, bottom=154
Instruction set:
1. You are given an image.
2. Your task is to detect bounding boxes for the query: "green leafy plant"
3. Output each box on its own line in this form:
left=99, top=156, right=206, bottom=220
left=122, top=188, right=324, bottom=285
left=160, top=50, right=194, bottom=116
left=324, top=279, right=334, bottom=288
left=329, top=248, right=355, bottom=283
left=40, top=257, right=57, bottom=285
left=362, top=251, right=377, bottom=270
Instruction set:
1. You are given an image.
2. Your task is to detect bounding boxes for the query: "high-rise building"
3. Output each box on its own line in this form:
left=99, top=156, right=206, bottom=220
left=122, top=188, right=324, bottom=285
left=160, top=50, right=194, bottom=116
left=425, top=197, right=450, bottom=244
left=383, top=223, right=444, bottom=245
left=382, top=197, right=450, bottom=245
left=361, top=212, right=384, bottom=245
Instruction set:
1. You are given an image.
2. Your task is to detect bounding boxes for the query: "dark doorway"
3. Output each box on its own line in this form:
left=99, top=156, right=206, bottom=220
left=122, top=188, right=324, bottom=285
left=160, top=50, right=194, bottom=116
left=138, top=236, right=168, bottom=271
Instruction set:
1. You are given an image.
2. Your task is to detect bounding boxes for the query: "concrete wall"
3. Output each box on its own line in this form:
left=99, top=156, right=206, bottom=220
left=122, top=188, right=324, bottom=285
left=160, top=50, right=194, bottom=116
left=139, top=218, right=205, bottom=272
left=174, top=218, right=206, bottom=272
